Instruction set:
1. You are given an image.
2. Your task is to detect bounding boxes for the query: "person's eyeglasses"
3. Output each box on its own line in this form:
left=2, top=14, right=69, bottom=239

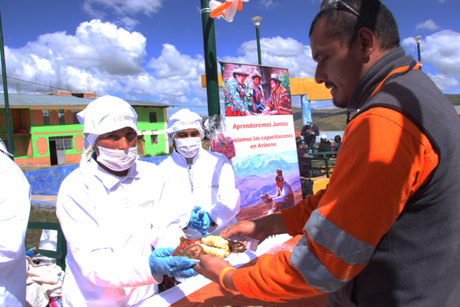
left=320, top=0, right=369, bottom=28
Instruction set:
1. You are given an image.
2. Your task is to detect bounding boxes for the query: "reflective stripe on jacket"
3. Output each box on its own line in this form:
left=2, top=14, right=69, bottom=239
left=233, top=106, right=438, bottom=302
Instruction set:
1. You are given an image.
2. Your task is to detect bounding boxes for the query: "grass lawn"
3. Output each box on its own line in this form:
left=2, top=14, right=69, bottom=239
left=26, top=207, right=59, bottom=251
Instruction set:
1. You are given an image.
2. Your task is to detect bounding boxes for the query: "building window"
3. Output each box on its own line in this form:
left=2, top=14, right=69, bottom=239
left=149, top=112, right=158, bottom=123
left=151, top=135, right=159, bottom=145
left=64, top=137, right=73, bottom=149
left=58, top=110, right=65, bottom=125
left=50, top=136, right=73, bottom=150
left=43, top=110, right=50, bottom=125
left=72, top=110, right=79, bottom=124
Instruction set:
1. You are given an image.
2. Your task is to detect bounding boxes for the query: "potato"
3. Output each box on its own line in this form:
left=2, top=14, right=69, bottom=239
left=173, top=246, right=186, bottom=257
left=184, top=244, right=204, bottom=259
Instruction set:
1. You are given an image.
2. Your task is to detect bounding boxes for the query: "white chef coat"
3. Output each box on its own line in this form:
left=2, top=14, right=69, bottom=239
left=0, top=150, right=31, bottom=307
left=158, top=147, right=240, bottom=240
left=57, top=155, right=181, bottom=307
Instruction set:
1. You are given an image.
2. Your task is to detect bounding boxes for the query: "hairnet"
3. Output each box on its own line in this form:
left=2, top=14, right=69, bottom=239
left=77, top=95, right=138, bottom=164
left=166, top=109, right=204, bottom=144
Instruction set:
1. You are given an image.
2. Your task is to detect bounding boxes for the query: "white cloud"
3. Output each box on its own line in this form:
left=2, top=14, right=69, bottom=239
left=119, top=17, right=139, bottom=31
left=3, top=24, right=326, bottom=111
left=401, top=37, right=417, bottom=51
left=20, top=20, right=145, bottom=75
left=222, top=37, right=317, bottom=78
left=416, top=19, right=441, bottom=32
left=145, top=44, right=206, bottom=102
left=3, top=19, right=210, bottom=106
left=258, top=0, right=279, bottom=10
left=402, top=30, right=460, bottom=90
left=83, top=0, right=163, bottom=17
left=147, top=44, right=204, bottom=80
left=427, top=73, right=459, bottom=90
left=419, top=30, right=460, bottom=76
left=4, top=20, right=146, bottom=94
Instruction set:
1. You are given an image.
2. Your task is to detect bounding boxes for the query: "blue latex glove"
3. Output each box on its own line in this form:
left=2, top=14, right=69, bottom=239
left=189, top=206, right=203, bottom=230
left=25, top=247, right=36, bottom=257
left=188, top=206, right=212, bottom=236
left=148, top=247, right=197, bottom=278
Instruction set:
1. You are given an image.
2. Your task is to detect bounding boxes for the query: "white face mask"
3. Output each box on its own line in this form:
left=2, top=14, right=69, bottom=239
left=96, top=145, right=138, bottom=172
left=174, top=137, right=201, bottom=158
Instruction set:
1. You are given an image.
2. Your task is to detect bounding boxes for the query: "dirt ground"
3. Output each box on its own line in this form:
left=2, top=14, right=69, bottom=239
left=26, top=207, right=59, bottom=251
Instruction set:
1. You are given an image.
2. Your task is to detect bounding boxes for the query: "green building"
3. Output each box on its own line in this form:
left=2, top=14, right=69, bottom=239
left=0, top=92, right=170, bottom=167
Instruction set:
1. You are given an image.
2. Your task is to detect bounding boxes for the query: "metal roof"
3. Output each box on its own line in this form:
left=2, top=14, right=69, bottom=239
left=118, top=99, right=170, bottom=108
left=0, top=93, right=91, bottom=108
left=0, top=93, right=170, bottom=108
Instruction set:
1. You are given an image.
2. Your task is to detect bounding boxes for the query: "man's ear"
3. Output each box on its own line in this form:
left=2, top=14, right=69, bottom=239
left=357, top=27, right=376, bottom=60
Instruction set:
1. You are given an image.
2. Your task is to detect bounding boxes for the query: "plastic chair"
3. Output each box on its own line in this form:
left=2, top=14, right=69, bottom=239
left=27, top=222, right=67, bottom=271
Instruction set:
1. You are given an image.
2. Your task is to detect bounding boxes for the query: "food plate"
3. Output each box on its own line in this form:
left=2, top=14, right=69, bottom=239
left=173, top=235, right=246, bottom=260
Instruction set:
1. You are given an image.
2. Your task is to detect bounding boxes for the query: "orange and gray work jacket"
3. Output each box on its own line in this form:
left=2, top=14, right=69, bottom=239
left=232, top=48, right=460, bottom=306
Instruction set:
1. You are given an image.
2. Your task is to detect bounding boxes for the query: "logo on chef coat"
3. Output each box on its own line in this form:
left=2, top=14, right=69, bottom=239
left=138, top=200, right=155, bottom=208
left=208, top=184, right=219, bottom=189
left=113, top=115, right=135, bottom=123
left=179, top=121, right=200, bottom=127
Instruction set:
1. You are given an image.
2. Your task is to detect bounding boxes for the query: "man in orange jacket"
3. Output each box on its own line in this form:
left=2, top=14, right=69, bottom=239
left=195, top=1, right=460, bottom=306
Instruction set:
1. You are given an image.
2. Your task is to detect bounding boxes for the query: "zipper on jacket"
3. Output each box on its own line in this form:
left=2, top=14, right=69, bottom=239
left=188, top=165, right=194, bottom=194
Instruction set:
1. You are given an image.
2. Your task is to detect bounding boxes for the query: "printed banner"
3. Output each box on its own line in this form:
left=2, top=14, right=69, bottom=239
left=220, top=62, right=302, bottom=221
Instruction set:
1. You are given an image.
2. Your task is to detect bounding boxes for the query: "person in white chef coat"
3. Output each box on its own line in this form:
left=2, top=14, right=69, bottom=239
left=56, top=96, right=197, bottom=307
left=0, top=141, right=31, bottom=307
left=158, top=109, right=240, bottom=241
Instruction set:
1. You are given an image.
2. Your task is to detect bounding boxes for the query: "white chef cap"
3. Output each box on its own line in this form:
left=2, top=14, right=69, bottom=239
left=77, top=95, right=138, bottom=164
left=165, top=109, right=204, bottom=144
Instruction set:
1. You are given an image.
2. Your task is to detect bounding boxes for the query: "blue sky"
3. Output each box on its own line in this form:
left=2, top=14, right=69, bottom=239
left=1, top=0, right=459, bottom=116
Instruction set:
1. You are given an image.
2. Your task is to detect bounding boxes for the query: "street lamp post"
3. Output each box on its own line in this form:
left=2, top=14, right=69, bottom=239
left=200, top=0, right=220, bottom=116
left=414, top=36, right=422, bottom=70
left=251, top=16, right=262, bottom=65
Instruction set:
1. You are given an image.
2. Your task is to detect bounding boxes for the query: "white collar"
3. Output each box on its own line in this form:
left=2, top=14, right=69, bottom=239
left=89, top=154, right=140, bottom=190
left=171, top=147, right=202, bottom=166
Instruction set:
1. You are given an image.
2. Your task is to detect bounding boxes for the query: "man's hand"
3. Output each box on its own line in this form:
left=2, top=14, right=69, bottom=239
left=221, top=215, right=288, bottom=243
left=194, top=254, right=237, bottom=292
left=220, top=220, right=268, bottom=244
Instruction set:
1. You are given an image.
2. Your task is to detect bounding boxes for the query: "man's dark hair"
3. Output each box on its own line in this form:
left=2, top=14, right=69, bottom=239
left=334, top=135, right=342, bottom=143
left=309, top=0, right=400, bottom=50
